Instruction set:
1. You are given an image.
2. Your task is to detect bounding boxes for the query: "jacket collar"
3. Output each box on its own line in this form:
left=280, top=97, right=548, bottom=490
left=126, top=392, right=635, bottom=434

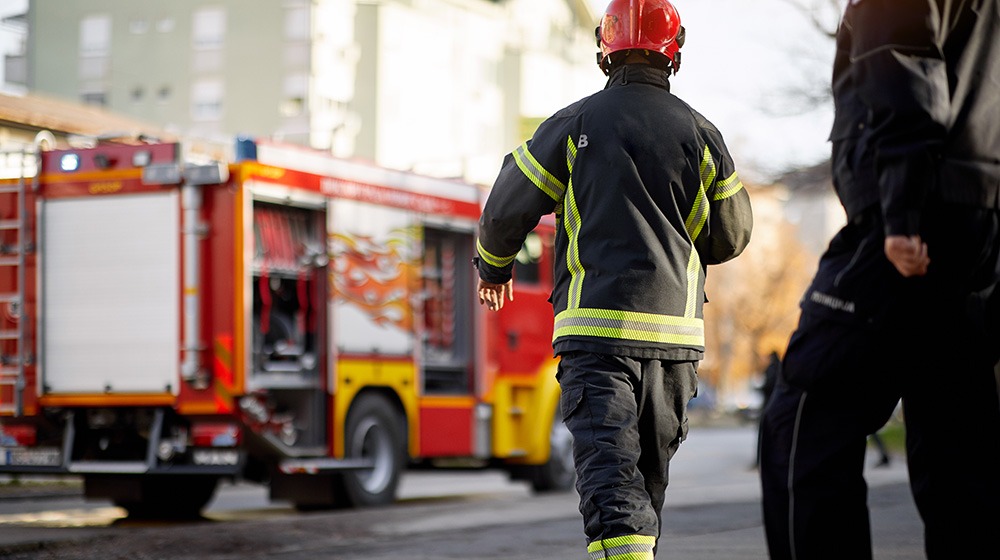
left=605, top=64, right=672, bottom=92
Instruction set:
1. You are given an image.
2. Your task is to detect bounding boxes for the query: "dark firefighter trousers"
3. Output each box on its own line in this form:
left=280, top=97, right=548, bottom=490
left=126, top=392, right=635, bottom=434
left=760, top=205, right=1000, bottom=560
left=557, top=351, right=698, bottom=559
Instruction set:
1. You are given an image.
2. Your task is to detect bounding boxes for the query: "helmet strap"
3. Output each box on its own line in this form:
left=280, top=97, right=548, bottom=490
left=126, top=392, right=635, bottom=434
left=602, top=50, right=674, bottom=76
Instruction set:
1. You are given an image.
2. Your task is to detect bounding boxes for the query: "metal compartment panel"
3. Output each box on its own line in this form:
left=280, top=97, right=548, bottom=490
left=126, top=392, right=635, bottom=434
left=41, top=192, right=180, bottom=394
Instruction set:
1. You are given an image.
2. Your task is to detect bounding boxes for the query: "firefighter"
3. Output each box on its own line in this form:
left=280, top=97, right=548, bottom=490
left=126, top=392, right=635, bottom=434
left=759, top=1, right=1000, bottom=559
left=474, top=1, right=752, bottom=557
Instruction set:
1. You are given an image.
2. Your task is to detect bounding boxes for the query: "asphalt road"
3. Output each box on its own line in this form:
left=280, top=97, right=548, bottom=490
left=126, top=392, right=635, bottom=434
left=0, top=424, right=924, bottom=559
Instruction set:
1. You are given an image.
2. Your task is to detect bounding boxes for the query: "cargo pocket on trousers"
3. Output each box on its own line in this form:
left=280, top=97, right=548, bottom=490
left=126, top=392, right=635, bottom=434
left=560, top=384, right=585, bottom=423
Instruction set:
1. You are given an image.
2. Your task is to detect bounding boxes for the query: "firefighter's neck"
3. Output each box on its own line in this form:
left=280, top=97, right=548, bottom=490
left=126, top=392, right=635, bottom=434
left=609, top=53, right=670, bottom=91
left=623, top=51, right=651, bottom=65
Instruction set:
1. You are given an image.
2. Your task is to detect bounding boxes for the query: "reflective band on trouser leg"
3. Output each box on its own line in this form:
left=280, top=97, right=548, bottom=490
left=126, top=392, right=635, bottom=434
left=587, top=534, right=656, bottom=560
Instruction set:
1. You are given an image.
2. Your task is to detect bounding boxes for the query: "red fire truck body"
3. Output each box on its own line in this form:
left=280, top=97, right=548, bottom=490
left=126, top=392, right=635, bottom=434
left=0, top=138, right=570, bottom=516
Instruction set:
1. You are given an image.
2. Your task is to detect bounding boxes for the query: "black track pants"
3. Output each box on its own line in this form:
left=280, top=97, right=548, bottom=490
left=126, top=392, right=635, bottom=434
left=760, top=207, right=1000, bottom=560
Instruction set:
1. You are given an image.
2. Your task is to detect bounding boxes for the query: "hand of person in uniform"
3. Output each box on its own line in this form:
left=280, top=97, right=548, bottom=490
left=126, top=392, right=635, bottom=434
left=884, top=234, right=930, bottom=277
left=478, top=279, right=514, bottom=311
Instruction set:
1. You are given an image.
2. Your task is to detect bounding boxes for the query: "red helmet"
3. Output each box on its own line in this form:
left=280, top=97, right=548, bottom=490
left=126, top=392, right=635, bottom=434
left=596, top=0, right=685, bottom=76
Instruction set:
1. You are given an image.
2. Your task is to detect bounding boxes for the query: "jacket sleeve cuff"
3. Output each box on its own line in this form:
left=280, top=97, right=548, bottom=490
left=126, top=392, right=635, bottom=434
left=883, top=209, right=921, bottom=238
left=472, top=257, right=513, bottom=284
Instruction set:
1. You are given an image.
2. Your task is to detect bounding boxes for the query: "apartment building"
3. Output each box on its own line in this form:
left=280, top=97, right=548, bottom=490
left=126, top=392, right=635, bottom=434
left=26, top=0, right=602, bottom=185
left=1, top=0, right=28, bottom=94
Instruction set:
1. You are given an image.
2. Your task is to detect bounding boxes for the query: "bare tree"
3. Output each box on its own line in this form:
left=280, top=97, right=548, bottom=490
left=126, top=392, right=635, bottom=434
left=759, top=0, right=846, bottom=116
left=778, top=0, right=845, bottom=39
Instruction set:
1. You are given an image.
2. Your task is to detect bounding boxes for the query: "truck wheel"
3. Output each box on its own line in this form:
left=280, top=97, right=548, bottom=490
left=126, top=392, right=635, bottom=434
left=336, top=393, right=405, bottom=507
left=527, top=418, right=576, bottom=492
left=109, top=476, right=219, bottom=519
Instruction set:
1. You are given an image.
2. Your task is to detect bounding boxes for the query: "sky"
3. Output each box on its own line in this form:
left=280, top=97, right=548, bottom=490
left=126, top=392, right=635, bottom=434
left=587, top=0, right=841, bottom=183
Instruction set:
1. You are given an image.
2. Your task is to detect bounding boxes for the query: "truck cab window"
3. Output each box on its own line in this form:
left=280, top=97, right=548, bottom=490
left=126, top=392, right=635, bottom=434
left=514, top=231, right=543, bottom=284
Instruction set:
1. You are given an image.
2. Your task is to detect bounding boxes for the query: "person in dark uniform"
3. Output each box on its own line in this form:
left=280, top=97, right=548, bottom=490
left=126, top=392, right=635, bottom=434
left=759, top=1, right=1000, bottom=559
left=753, top=351, right=780, bottom=468
left=474, top=1, right=753, bottom=557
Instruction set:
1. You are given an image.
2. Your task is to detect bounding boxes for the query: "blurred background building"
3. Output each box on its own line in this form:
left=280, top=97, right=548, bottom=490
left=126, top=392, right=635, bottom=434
left=18, top=0, right=602, bottom=186
left=0, top=0, right=27, bottom=96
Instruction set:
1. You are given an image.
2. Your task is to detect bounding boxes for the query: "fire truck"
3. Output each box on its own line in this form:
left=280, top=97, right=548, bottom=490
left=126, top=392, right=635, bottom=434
left=0, top=136, right=571, bottom=517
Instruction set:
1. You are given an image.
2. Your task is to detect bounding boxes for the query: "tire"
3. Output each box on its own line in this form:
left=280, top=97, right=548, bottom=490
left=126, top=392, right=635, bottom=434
left=112, top=476, right=219, bottom=519
left=336, top=393, right=405, bottom=507
left=527, top=417, right=576, bottom=492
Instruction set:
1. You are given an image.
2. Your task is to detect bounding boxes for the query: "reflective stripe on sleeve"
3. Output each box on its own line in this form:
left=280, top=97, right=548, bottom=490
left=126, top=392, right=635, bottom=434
left=513, top=142, right=566, bottom=202
left=587, top=534, right=656, bottom=560
left=714, top=171, right=744, bottom=200
left=554, top=308, right=704, bottom=347
left=476, top=238, right=516, bottom=268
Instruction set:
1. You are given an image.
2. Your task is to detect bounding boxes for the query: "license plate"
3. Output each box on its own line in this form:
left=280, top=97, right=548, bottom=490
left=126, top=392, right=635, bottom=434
left=0, top=447, right=62, bottom=467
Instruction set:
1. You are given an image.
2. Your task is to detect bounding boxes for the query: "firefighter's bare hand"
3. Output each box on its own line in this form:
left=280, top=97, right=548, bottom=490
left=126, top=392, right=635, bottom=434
left=478, top=279, right=514, bottom=311
left=885, top=234, right=929, bottom=277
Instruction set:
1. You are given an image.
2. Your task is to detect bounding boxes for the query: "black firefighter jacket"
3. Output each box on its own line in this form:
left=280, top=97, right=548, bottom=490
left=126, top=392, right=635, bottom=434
left=830, top=0, right=1000, bottom=236
left=476, top=64, right=753, bottom=361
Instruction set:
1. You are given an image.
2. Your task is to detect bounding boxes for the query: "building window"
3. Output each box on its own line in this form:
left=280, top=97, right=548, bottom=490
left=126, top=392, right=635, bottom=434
left=156, top=18, right=175, bottom=33
left=81, top=92, right=107, bottom=107
left=279, top=97, right=305, bottom=117
left=193, top=7, right=226, bottom=49
left=129, top=18, right=149, bottom=34
left=157, top=85, right=172, bottom=103
left=80, top=14, right=111, bottom=55
left=285, top=5, right=310, bottom=41
left=280, top=73, right=308, bottom=117
left=278, top=73, right=309, bottom=118
left=191, top=79, right=223, bottom=120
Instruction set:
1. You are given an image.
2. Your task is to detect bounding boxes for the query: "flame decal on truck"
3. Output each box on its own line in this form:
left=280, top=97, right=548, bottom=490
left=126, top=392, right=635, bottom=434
left=329, top=226, right=420, bottom=331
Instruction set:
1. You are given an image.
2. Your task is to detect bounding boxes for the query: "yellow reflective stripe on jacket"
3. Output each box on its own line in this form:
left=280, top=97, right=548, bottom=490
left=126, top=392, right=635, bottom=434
left=684, top=249, right=701, bottom=318
left=714, top=171, right=744, bottom=200
left=476, top=238, right=516, bottom=268
left=678, top=144, right=715, bottom=318
left=566, top=135, right=578, bottom=171
left=587, top=534, right=656, bottom=560
left=513, top=142, right=566, bottom=202
left=553, top=308, right=705, bottom=347
left=564, top=136, right=585, bottom=309
left=686, top=144, right=714, bottom=242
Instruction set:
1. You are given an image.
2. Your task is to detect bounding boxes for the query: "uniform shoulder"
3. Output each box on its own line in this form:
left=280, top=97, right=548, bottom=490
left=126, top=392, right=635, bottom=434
left=549, top=92, right=598, bottom=121
left=674, top=97, right=721, bottom=136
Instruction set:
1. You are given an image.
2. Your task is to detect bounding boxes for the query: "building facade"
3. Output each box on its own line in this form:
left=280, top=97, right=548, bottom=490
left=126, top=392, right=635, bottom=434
left=26, top=0, right=603, bottom=185
left=1, top=0, right=28, bottom=95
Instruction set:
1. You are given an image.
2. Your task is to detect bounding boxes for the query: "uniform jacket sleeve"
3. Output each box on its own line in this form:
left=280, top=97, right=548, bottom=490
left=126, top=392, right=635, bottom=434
left=476, top=113, right=571, bottom=283
left=847, top=0, right=948, bottom=236
left=693, top=114, right=753, bottom=266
